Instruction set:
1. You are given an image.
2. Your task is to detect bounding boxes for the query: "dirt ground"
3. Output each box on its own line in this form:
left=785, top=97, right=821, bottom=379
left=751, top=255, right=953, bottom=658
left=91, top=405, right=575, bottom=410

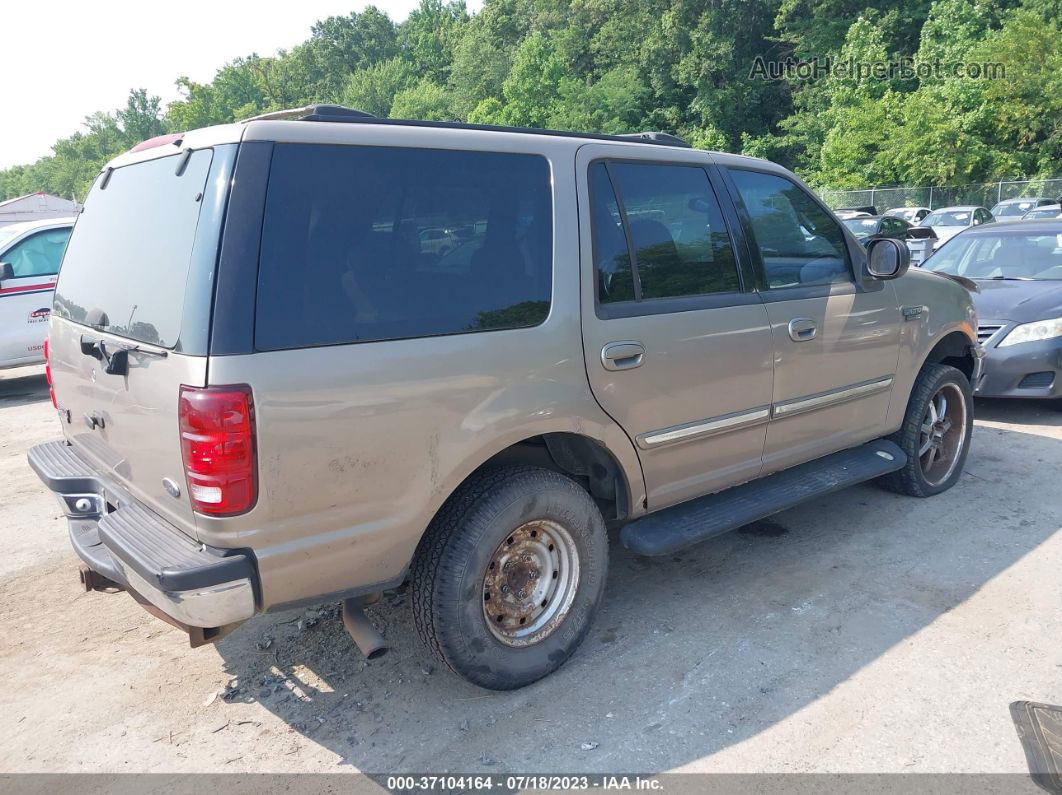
left=0, top=364, right=1059, bottom=775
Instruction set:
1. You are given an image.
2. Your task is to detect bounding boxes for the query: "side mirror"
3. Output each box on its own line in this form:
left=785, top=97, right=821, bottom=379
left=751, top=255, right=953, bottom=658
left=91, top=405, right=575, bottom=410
left=0, top=262, right=12, bottom=282
left=866, top=238, right=910, bottom=280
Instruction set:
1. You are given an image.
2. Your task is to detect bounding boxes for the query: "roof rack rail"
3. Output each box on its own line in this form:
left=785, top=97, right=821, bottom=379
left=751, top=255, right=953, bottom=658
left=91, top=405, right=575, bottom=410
left=616, top=131, right=691, bottom=148
left=244, top=104, right=693, bottom=149
left=242, top=105, right=376, bottom=123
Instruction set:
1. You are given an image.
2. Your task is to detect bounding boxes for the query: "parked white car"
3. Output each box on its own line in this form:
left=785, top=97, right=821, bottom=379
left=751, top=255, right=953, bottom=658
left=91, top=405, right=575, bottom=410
left=0, top=217, right=74, bottom=369
left=885, top=206, right=931, bottom=223
left=919, top=206, right=994, bottom=247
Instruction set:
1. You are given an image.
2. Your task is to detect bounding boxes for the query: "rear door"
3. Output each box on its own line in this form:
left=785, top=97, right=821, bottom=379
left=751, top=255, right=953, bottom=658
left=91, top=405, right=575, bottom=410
left=48, top=146, right=232, bottom=538
left=0, top=226, right=69, bottom=365
left=577, top=144, right=774, bottom=509
left=722, top=166, right=902, bottom=472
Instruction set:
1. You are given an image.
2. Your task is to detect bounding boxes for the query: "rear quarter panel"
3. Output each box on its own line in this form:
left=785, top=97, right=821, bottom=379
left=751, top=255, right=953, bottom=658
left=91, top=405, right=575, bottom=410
left=202, top=133, right=645, bottom=610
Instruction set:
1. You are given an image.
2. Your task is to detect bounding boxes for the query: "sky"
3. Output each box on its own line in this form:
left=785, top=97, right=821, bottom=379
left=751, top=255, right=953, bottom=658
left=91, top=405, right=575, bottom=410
left=0, top=0, right=480, bottom=170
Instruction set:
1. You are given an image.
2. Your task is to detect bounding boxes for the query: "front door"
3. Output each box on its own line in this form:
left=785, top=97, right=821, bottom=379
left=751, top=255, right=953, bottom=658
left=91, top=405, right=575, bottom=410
left=576, top=144, right=774, bottom=509
left=0, top=227, right=69, bottom=365
left=722, top=167, right=902, bottom=472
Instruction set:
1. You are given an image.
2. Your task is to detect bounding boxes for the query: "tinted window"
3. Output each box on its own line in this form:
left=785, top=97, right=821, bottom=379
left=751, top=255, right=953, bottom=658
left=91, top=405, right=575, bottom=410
left=589, top=163, right=636, bottom=303
left=729, top=169, right=850, bottom=288
left=255, top=144, right=552, bottom=350
left=54, top=150, right=214, bottom=347
left=2, top=228, right=71, bottom=277
left=589, top=161, right=739, bottom=304
left=881, top=217, right=908, bottom=236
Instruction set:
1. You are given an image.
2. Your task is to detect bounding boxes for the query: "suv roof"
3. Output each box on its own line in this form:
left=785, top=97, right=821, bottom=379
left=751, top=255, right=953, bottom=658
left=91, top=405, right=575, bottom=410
left=102, top=105, right=780, bottom=175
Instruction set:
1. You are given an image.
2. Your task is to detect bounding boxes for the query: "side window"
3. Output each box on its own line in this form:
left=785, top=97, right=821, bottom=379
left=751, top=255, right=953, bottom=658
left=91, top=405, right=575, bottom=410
left=882, top=217, right=905, bottom=237
left=255, top=145, right=553, bottom=350
left=589, top=163, right=636, bottom=303
left=2, top=228, right=71, bottom=277
left=728, top=169, right=851, bottom=289
left=589, top=160, right=740, bottom=304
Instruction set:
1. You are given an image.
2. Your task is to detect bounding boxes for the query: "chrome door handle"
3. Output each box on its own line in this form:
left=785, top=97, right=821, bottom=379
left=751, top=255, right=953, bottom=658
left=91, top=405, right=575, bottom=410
left=601, top=341, right=645, bottom=371
left=787, top=318, right=817, bottom=342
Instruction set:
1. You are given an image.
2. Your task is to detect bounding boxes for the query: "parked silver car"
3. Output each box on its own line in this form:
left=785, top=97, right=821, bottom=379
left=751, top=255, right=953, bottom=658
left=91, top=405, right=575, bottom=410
left=989, top=197, right=1055, bottom=219
left=28, top=106, right=983, bottom=689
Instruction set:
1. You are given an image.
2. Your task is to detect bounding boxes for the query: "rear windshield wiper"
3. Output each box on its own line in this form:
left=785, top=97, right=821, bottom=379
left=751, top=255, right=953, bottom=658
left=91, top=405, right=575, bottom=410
left=80, top=335, right=166, bottom=376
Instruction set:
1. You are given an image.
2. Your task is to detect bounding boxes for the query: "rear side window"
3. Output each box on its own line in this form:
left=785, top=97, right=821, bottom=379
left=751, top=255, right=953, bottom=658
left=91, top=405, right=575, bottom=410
left=54, top=150, right=214, bottom=347
left=590, top=161, right=740, bottom=304
left=254, top=144, right=553, bottom=350
left=728, top=169, right=851, bottom=289
left=2, top=228, right=71, bottom=277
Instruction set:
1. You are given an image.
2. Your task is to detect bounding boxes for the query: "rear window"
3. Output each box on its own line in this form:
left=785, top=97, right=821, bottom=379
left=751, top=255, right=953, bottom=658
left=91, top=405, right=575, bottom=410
left=254, top=144, right=552, bottom=350
left=53, top=150, right=214, bottom=348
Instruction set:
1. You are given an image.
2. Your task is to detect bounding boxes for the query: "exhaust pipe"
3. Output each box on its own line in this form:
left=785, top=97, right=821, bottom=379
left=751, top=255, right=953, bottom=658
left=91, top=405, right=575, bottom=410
left=341, top=597, right=388, bottom=660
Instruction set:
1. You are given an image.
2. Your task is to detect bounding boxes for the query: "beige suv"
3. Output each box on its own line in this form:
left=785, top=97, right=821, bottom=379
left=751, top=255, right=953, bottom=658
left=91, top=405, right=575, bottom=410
left=29, top=106, right=983, bottom=689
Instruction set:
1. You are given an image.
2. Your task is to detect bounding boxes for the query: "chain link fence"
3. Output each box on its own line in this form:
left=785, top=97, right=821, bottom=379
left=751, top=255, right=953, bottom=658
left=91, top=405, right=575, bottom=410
left=818, top=178, right=1062, bottom=212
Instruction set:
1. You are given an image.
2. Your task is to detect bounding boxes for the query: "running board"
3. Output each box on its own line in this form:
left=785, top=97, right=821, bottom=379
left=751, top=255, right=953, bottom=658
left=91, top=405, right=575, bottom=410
left=620, top=440, right=907, bottom=556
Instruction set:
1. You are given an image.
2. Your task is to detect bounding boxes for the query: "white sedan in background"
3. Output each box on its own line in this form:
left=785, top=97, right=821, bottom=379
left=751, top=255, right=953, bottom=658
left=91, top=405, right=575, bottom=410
left=919, top=205, right=994, bottom=247
left=885, top=206, right=931, bottom=223
left=0, top=217, right=74, bottom=369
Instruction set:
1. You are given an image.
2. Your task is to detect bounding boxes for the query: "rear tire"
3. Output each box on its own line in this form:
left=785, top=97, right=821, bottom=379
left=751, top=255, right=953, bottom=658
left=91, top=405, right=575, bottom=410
left=410, top=465, right=608, bottom=690
left=879, top=363, right=973, bottom=497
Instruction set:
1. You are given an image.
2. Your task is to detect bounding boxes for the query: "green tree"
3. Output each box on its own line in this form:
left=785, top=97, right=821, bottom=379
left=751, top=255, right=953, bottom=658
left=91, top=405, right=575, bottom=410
left=399, top=0, right=470, bottom=84
left=341, top=58, right=415, bottom=117
left=389, top=79, right=458, bottom=120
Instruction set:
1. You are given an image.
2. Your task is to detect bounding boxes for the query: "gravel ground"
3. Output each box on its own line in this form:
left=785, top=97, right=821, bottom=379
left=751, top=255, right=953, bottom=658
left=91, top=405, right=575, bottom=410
left=0, top=364, right=1058, bottom=775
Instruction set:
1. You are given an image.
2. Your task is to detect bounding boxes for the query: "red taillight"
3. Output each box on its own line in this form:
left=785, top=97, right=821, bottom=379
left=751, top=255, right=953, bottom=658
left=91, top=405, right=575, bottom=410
left=43, top=337, right=57, bottom=409
left=178, top=385, right=256, bottom=515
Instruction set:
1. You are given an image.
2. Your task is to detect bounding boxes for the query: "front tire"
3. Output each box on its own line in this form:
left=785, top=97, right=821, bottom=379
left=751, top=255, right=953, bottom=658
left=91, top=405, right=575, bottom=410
left=410, top=465, right=608, bottom=690
left=879, top=363, right=973, bottom=497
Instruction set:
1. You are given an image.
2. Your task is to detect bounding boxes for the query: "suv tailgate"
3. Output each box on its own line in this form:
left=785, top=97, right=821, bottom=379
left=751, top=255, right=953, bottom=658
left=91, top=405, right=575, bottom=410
left=48, top=146, right=226, bottom=539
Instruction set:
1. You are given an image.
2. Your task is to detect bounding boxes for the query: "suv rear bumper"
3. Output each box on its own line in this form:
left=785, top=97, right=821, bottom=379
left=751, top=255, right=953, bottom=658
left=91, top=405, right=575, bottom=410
left=27, top=440, right=258, bottom=629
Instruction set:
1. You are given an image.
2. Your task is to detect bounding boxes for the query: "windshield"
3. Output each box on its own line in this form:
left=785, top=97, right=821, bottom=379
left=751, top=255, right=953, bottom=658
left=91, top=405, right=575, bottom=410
left=842, top=218, right=879, bottom=237
left=993, top=201, right=1036, bottom=217
left=922, top=210, right=972, bottom=227
left=924, top=231, right=1062, bottom=280
left=887, top=208, right=916, bottom=221
left=53, top=150, right=214, bottom=348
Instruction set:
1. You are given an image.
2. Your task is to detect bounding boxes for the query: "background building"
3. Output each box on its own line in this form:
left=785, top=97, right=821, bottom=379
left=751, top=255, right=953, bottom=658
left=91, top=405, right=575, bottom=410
left=0, top=193, right=80, bottom=227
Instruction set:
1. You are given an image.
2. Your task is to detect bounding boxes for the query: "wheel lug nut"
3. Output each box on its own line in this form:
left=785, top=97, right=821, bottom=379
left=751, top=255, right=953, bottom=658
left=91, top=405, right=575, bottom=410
left=517, top=590, right=526, bottom=599
left=529, top=570, right=538, bottom=579
left=501, top=584, right=509, bottom=594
